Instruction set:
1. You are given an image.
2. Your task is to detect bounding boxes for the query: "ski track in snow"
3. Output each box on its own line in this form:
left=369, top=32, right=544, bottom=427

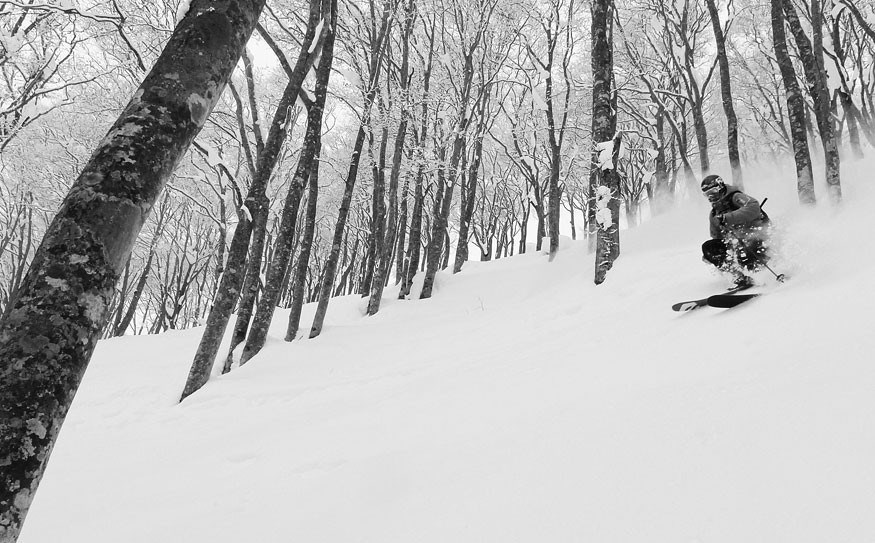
left=19, top=160, right=875, bottom=542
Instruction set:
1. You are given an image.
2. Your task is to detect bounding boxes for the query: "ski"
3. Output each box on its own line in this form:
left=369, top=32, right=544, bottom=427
left=707, top=292, right=759, bottom=308
left=671, top=284, right=753, bottom=312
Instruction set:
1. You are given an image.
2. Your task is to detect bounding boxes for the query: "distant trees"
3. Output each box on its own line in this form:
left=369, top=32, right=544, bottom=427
left=1, top=0, right=867, bottom=341
left=2, top=0, right=866, bottom=341
left=0, top=1, right=142, bottom=151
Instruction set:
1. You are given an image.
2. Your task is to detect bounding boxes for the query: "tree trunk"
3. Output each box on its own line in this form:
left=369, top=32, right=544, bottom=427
left=0, top=1, right=266, bottom=539
left=399, top=162, right=425, bottom=298
left=309, top=0, right=395, bottom=336
left=772, top=0, right=816, bottom=204
left=395, top=170, right=410, bottom=285
left=705, top=0, right=743, bottom=188
left=240, top=7, right=335, bottom=363
left=180, top=0, right=324, bottom=400
left=591, top=0, right=619, bottom=285
left=310, top=124, right=370, bottom=338
left=651, top=106, right=671, bottom=215
left=566, top=192, right=577, bottom=240
left=453, top=135, right=483, bottom=273
left=285, top=161, right=321, bottom=341
left=783, top=0, right=841, bottom=203
left=420, top=169, right=453, bottom=299
left=692, top=103, right=710, bottom=175
left=368, top=0, right=414, bottom=314
left=222, top=196, right=269, bottom=372
left=114, top=250, right=154, bottom=337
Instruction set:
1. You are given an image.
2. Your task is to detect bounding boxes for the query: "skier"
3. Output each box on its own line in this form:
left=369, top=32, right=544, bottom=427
left=700, top=174, right=771, bottom=288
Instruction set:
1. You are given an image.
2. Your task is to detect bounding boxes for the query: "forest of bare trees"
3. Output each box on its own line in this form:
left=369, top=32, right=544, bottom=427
left=2, top=0, right=875, bottom=539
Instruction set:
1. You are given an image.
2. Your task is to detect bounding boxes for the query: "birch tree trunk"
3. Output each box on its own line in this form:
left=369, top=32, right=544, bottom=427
left=0, top=2, right=266, bottom=540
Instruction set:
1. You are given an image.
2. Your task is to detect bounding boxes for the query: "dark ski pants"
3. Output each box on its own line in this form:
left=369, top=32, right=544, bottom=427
left=702, top=237, right=768, bottom=272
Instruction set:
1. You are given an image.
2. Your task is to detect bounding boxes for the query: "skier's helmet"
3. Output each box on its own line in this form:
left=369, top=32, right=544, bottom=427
left=701, top=174, right=725, bottom=203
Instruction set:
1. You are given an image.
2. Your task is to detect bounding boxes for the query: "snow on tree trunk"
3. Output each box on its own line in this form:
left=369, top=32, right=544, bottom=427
left=0, top=1, right=266, bottom=540
left=222, top=198, right=270, bottom=373
left=591, top=0, right=619, bottom=286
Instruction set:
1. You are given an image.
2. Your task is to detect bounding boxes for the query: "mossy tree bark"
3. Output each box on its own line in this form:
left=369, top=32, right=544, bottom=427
left=0, top=1, right=266, bottom=540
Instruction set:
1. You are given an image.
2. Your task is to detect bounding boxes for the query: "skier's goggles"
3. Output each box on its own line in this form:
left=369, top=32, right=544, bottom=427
left=703, top=185, right=724, bottom=200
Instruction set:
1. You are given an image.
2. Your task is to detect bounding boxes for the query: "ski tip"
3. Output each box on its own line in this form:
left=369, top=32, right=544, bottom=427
left=672, top=299, right=707, bottom=312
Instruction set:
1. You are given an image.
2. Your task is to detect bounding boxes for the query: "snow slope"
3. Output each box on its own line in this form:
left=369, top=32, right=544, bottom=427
left=19, top=162, right=875, bottom=542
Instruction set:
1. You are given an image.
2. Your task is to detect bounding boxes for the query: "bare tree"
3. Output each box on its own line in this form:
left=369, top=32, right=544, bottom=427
left=309, top=0, right=394, bottom=338
left=771, top=0, right=815, bottom=204
left=782, top=0, right=842, bottom=203
left=240, top=0, right=336, bottom=364
left=705, top=0, right=743, bottom=187
left=181, top=0, right=327, bottom=399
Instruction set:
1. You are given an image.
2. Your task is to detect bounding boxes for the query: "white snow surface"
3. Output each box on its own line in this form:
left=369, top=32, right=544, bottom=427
left=20, top=161, right=875, bottom=542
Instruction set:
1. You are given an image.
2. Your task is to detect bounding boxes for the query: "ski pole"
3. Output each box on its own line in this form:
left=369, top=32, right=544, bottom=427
left=762, top=262, right=786, bottom=282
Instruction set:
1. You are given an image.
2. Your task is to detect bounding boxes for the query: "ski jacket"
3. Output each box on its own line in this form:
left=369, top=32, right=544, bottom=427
left=709, top=185, right=769, bottom=240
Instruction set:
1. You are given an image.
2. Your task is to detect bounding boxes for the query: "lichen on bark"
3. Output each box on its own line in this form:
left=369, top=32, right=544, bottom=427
left=0, top=1, right=267, bottom=540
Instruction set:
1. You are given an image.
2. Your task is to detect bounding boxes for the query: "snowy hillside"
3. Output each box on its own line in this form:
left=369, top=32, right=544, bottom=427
left=19, top=163, right=875, bottom=543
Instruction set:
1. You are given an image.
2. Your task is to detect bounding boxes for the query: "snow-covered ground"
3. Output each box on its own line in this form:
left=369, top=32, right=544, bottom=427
left=19, top=161, right=875, bottom=542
